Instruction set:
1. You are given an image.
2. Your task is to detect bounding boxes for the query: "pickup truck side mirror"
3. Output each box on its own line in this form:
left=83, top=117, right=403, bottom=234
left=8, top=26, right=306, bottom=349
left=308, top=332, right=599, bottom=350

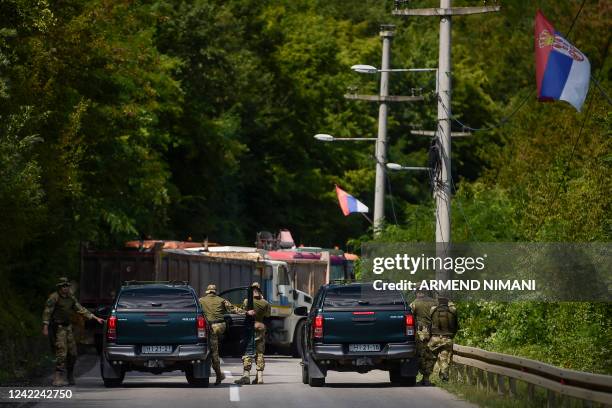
left=294, top=306, right=308, bottom=316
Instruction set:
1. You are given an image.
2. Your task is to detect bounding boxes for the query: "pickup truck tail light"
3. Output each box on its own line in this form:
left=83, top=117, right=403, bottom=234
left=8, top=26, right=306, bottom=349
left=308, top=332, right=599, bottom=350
left=107, top=316, right=117, bottom=342
left=313, top=314, right=324, bottom=339
left=405, top=314, right=415, bottom=336
left=197, top=316, right=207, bottom=339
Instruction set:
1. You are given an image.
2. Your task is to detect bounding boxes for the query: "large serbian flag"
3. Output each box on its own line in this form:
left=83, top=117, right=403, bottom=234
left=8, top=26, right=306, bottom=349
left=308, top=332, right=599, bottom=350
left=335, top=185, right=369, bottom=216
left=535, top=10, right=590, bottom=111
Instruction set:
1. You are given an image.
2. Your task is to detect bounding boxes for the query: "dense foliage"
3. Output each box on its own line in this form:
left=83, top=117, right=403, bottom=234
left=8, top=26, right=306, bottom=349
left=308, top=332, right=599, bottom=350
left=0, top=0, right=609, bottom=379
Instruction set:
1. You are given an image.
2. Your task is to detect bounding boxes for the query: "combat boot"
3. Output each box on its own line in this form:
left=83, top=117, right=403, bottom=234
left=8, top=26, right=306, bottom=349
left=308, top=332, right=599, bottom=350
left=66, top=363, right=76, bottom=385
left=214, top=370, right=225, bottom=385
left=234, top=370, right=250, bottom=385
left=251, top=370, right=263, bottom=384
left=52, top=371, right=68, bottom=387
left=67, top=370, right=75, bottom=386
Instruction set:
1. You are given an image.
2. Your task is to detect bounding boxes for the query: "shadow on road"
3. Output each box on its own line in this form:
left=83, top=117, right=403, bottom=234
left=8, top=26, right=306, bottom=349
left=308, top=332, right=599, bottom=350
left=323, top=382, right=396, bottom=388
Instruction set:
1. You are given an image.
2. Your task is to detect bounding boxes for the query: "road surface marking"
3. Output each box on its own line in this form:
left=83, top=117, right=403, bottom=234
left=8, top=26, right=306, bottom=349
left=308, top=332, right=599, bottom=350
left=224, top=370, right=240, bottom=402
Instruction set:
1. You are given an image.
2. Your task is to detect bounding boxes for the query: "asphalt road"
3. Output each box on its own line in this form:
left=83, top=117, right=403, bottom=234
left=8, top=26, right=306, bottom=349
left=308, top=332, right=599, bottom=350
left=34, top=355, right=475, bottom=408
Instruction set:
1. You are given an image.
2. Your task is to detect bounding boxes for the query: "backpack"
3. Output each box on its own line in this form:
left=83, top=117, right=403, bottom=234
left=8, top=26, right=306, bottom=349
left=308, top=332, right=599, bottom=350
left=430, top=304, right=458, bottom=337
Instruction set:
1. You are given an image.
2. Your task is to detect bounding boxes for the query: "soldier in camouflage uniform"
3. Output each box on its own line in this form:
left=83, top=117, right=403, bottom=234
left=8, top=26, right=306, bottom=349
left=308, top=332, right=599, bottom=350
left=409, top=286, right=437, bottom=386
left=199, top=284, right=250, bottom=385
left=235, top=282, right=271, bottom=385
left=427, top=297, right=458, bottom=382
left=42, top=277, right=104, bottom=387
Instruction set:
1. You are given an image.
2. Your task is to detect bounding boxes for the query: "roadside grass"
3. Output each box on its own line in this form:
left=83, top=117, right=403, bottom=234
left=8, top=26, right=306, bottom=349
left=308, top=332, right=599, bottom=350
left=0, top=286, right=54, bottom=385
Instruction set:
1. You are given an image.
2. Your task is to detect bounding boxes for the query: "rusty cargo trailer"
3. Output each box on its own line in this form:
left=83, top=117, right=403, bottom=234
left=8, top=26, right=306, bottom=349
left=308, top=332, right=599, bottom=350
left=80, top=245, right=258, bottom=308
left=285, top=259, right=329, bottom=297
left=78, top=243, right=259, bottom=349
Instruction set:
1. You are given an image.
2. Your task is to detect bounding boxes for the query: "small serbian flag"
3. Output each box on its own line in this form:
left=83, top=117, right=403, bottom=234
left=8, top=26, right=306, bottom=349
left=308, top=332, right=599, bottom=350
left=535, top=10, right=590, bottom=111
left=335, top=185, right=369, bottom=216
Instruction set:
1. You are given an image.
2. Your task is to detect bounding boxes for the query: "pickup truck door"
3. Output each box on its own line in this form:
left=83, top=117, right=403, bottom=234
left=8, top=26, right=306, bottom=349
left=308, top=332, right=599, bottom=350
left=218, top=287, right=253, bottom=356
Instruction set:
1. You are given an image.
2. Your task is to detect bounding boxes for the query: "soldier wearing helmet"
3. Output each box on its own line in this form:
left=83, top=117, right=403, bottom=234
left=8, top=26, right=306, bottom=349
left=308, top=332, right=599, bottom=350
left=42, top=277, right=104, bottom=386
left=409, top=283, right=437, bottom=386
left=427, top=296, right=458, bottom=382
left=199, top=283, right=250, bottom=385
left=235, top=282, right=270, bottom=385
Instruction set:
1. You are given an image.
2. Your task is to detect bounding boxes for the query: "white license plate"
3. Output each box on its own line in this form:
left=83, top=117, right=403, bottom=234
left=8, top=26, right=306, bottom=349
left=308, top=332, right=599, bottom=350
left=142, top=345, right=172, bottom=354
left=349, top=344, right=381, bottom=352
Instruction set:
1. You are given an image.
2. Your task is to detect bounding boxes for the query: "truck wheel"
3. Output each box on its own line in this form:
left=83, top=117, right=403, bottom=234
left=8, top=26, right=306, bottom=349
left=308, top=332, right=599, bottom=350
left=400, top=376, right=416, bottom=386
left=389, top=369, right=416, bottom=386
left=389, top=368, right=416, bottom=387
left=100, top=358, right=125, bottom=387
left=185, top=367, right=210, bottom=387
left=102, top=369, right=125, bottom=388
left=103, top=377, right=124, bottom=387
left=308, top=376, right=325, bottom=387
left=291, top=320, right=306, bottom=358
left=301, top=364, right=309, bottom=384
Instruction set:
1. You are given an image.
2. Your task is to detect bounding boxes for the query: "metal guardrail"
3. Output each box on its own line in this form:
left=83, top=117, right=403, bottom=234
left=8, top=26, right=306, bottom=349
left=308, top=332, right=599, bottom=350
left=451, top=344, right=612, bottom=407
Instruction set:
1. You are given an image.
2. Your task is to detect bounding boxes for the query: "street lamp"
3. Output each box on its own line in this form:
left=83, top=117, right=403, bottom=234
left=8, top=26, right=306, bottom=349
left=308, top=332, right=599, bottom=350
left=351, top=65, right=439, bottom=93
left=387, top=162, right=430, bottom=171
left=351, top=65, right=437, bottom=74
left=314, top=133, right=377, bottom=142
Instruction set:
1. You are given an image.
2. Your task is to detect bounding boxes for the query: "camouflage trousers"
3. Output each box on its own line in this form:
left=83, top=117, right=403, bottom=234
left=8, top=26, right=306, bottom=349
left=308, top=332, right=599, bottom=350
left=242, top=327, right=265, bottom=372
left=428, top=335, right=453, bottom=379
left=54, top=325, right=77, bottom=372
left=416, top=328, right=435, bottom=378
left=210, top=323, right=226, bottom=374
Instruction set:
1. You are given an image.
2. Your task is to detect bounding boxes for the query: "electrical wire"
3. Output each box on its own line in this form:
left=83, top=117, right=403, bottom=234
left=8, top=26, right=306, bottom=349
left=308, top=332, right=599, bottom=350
left=385, top=170, right=399, bottom=226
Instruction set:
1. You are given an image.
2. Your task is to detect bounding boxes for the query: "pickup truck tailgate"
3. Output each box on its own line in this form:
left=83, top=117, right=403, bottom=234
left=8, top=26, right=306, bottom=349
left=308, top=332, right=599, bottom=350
left=116, top=311, right=198, bottom=345
left=320, top=284, right=409, bottom=344
left=322, top=311, right=407, bottom=344
left=114, top=287, right=199, bottom=345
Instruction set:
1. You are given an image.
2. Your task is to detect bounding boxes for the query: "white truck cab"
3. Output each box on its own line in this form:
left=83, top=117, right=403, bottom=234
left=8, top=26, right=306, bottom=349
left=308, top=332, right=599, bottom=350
left=260, top=260, right=312, bottom=356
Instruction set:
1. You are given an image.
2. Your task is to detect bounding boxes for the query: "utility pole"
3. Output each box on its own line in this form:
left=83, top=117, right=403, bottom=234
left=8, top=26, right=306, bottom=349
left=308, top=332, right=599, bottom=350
left=374, top=26, right=391, bottom=236
left=393, top=1, right=500, bottom=281
left=345, top=24, right=424, bottom=237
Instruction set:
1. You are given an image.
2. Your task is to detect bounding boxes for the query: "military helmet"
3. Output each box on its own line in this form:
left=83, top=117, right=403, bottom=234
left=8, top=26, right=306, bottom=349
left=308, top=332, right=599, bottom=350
left=56, top=277, right=71, bottom=287
left=205, top=284, right=217, bottom=294
left=415, top=281, right=427, bottom=293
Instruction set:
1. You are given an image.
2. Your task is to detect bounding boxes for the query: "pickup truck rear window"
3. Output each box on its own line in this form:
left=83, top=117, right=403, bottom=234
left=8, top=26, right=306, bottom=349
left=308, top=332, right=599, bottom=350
left=117, top=288, right=197, bottom=310
left=323, top=285, right=405, bottom=308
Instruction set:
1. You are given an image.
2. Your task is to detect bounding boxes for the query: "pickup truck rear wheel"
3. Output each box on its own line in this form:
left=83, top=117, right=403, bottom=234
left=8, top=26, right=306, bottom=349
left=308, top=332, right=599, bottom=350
left=185, top=367, right=210, bottom=387
left=102, top=371, right=124, bottom=388
left=389, top=369, right=416, bottom=386
left=103, top=378, right=124, bottom=387
left=100, top=358, right=125, bottom=387
left=308, top=375, right=325, bottom=387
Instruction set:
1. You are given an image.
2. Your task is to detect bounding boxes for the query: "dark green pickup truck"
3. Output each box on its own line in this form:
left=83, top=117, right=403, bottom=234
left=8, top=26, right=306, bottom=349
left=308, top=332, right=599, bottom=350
left=299, top=282, right=418, bottom=387
left=100, top=282, right=210, bottom=387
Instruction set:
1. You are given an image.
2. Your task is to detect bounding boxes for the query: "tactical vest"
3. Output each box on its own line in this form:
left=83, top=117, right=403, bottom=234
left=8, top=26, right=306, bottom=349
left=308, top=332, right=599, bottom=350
left=411, top=296, right=438, bottom=328
left=252, top=298, right=270, bottom=323
left=199, top=294, right=228, bottom=322
left=430, top=304, right=458, bottom=337
left=51, top=295, right=78, bottom=324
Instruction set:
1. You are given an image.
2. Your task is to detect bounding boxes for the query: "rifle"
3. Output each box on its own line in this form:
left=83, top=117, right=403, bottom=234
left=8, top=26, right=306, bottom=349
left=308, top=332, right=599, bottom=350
left=243, top=286, right=256, bottom=358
